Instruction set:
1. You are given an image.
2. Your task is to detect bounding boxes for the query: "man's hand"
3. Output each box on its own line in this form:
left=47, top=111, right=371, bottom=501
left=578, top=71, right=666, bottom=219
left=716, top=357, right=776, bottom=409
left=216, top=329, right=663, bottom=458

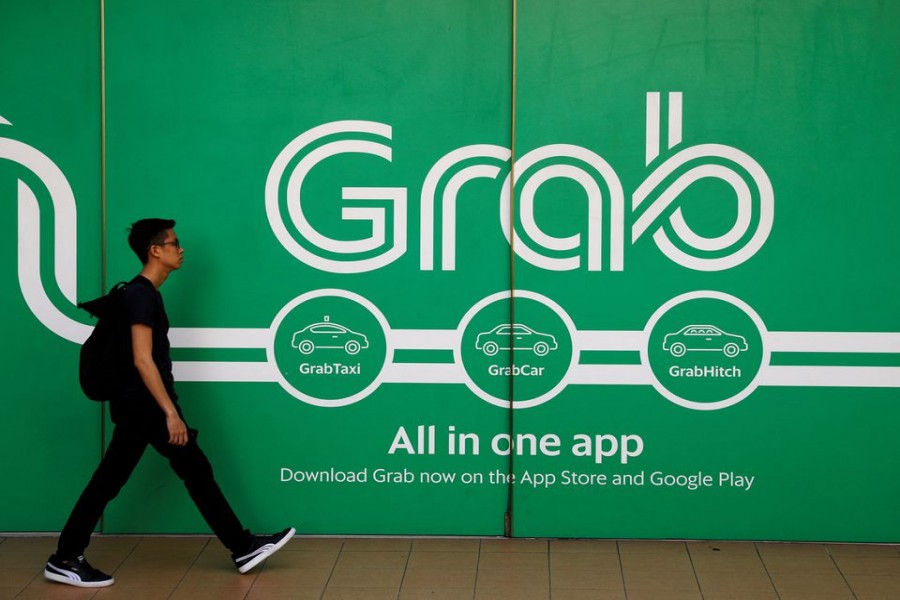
left=167, top=413, right=189, bottom=446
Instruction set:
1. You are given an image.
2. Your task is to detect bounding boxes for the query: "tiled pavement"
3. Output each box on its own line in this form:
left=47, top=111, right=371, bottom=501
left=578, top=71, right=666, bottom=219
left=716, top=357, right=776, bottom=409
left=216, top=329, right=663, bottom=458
left=2, top=535, right=900, bottom=599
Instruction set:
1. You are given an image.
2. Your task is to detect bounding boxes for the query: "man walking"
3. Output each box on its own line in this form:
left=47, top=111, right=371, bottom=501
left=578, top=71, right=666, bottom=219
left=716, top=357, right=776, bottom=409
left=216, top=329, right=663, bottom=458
left=45, top=218, right=294, bottom=588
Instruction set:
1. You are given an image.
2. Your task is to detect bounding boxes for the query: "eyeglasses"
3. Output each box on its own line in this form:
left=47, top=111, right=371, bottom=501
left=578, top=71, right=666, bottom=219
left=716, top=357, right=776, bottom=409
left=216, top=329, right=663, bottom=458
left=155, top=238, right=181, bottom=249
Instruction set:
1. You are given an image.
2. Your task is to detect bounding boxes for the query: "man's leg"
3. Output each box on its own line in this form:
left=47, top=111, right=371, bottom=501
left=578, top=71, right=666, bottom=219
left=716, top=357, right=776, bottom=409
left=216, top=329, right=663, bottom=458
left=56, top=423, right=148, bottom=558
left=149, top=429, right=250, bottom=553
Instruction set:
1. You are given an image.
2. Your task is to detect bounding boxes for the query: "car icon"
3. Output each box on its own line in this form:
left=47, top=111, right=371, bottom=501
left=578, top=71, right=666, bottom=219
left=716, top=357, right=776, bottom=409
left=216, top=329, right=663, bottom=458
left=475, top=323, right=558, bottom=357
left=662, top=324, right=748, bottom=358
left=292, top=318, right=369, bottom=356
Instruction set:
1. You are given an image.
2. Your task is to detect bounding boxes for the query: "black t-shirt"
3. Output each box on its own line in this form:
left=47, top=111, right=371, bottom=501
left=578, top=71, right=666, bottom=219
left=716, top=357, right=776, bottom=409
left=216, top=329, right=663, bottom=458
left=111, top=275, right=177, bottom=419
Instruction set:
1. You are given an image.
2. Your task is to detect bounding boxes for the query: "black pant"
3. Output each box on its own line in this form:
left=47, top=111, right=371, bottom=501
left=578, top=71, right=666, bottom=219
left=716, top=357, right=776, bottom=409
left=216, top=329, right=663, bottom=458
left=57, top=412, right=249, bottom=558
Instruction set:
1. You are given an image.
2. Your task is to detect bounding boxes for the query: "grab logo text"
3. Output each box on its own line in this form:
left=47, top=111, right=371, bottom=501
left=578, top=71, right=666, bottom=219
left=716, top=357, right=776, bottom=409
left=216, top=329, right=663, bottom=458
left=266, top=92, right=774, bottom=274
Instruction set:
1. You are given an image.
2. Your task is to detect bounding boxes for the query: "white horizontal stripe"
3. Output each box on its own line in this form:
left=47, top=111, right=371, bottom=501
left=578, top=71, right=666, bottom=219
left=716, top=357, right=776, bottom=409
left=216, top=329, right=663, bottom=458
left=575, top=331, right=644, bottom=351
left=169, top=328, right=270, bottom=349
left=569, top=364, right=650, bottom=385
left=169, top=360, right=900, bottom=391
left=389, top=329, right=458, bottom=350
left=173, top=361, right=278, bottom=382
left=761, top=366, right=900, bottom=387
left=768, top=332, right=900, bottom=353
left=159, top=329, right=900, bottom=355
left=382, top=362, right=464, bottom=384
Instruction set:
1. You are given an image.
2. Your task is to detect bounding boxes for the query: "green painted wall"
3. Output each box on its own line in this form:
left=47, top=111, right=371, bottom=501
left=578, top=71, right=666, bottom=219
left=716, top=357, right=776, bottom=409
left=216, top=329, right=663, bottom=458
left=0, top=0, right=102, bottom=531
left=1, top=0, right=898, bottom=541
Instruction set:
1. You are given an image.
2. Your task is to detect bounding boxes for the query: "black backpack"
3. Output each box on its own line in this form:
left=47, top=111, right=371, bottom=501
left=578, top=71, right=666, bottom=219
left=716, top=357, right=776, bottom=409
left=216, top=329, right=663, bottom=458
left=78, top=282, right=131, bottom=401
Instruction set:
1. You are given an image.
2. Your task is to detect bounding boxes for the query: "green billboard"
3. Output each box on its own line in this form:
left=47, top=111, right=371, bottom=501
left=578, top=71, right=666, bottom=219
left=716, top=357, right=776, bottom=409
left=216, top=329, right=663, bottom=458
left=1, top=0, right=899, bottom=542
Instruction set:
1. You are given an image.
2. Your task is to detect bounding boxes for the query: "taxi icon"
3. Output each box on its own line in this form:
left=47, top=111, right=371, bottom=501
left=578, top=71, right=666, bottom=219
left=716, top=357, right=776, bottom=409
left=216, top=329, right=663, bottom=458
left=663, top=325, right=747, bottom=358
left=475, top=323, right=558, bottom=357
left=292, top=317, right=369, bottom=356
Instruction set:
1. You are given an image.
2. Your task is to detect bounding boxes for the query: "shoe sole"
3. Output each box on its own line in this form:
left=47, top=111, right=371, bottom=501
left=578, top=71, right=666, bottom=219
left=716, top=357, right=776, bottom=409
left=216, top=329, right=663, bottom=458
left=237, top=527, right=296, bottom=574
left=44, top=568, right=114, bottom=588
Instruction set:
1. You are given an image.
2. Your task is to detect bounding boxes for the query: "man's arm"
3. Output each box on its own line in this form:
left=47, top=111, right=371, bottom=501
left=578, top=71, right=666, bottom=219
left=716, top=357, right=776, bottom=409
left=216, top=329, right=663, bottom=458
left=131, top=323, right=188, bottom=446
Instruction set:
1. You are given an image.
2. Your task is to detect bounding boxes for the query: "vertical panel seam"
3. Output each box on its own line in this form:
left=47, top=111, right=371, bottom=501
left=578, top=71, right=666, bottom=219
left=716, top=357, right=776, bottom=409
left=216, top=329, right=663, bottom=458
left=505, top=0, right=518, bottom=539
left=98, top=0, right=108, bottom=533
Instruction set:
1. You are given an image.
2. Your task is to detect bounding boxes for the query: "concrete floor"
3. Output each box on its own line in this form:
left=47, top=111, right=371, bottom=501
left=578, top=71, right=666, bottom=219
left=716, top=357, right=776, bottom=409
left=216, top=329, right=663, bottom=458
left=3, top=535, right=900, bottom=599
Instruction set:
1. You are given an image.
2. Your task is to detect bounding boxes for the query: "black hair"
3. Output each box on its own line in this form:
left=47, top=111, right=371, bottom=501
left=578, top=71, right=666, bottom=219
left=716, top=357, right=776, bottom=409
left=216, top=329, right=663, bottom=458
left=128, top=218, right=176, bottom=264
